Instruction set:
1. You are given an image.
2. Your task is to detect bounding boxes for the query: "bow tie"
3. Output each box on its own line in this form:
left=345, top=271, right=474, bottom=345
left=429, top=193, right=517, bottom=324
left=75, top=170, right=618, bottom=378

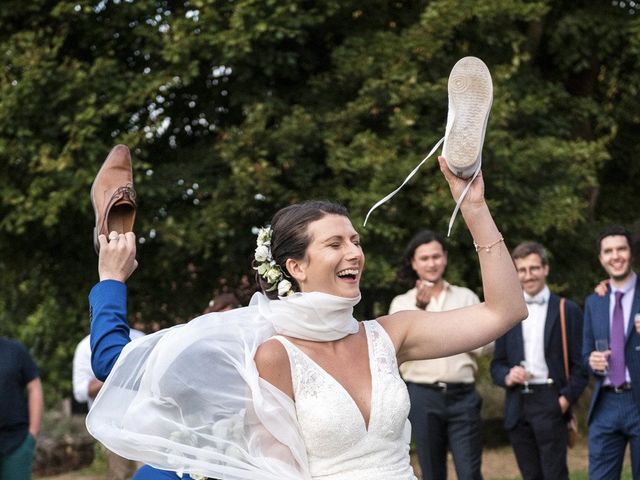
left=525, top=295, right=546, bottom=305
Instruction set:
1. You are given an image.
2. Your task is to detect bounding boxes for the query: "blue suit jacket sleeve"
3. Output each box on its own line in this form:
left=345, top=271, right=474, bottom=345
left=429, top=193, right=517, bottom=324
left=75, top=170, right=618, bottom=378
left=89, top=280, right=131, bottom=381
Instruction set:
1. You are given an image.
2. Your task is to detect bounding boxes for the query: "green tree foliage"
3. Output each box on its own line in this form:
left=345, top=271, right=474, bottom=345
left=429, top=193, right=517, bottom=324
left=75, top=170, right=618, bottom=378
left=0, top=0, right=638, bottom=401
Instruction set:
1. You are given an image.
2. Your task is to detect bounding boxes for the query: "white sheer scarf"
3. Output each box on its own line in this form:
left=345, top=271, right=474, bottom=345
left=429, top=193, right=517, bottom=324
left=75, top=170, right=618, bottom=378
left=86, top=291, right=360, bottom=479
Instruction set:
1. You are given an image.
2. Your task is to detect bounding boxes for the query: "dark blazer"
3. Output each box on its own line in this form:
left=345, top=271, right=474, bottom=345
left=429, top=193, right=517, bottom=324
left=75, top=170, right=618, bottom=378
left=582, top=281, right=640, bottom=424
left=491, top=293, right=588, bottom=430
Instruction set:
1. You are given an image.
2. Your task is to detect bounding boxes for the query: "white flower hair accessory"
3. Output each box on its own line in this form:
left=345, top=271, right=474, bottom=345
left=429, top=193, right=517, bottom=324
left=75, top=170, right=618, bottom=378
left=253, top=226, right=294, bottom=297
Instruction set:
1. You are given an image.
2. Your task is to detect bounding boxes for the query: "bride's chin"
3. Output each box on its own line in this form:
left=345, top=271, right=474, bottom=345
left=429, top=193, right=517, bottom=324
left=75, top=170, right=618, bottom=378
left=306, top=281, right=361, bottom=298
left=338, top=285, right=361, bottom=298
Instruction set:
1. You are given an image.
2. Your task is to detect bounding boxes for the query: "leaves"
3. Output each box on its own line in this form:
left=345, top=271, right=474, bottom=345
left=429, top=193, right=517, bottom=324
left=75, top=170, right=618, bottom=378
left=1, top=0, right=638, bottom=401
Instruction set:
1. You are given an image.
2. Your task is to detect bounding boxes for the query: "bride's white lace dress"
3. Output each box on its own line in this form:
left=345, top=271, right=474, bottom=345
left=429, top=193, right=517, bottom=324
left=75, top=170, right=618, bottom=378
left=274, top=320, right=416, bottom=480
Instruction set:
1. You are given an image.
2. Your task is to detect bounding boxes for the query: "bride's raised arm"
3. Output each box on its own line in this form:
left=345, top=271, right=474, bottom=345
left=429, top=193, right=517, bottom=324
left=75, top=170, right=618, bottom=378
left=379, top=156, right=528, bottom=363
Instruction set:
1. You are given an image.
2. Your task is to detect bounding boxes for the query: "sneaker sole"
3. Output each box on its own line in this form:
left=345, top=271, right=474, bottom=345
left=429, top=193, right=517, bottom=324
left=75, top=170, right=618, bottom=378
left=443, top=57, right=493, bottom=179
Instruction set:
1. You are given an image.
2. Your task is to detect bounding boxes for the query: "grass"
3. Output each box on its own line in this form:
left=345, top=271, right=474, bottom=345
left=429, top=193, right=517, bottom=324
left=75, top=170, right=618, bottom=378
left=483, top=463, right=632, bottom=480
left=569, top=467, right=632, bottom=480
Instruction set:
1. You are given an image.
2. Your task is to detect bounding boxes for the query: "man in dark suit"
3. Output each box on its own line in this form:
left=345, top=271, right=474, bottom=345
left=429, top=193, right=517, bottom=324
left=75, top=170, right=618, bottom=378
left=491, top=242, right=587, bottom=480
left=584, top=226, right=640, bottom=479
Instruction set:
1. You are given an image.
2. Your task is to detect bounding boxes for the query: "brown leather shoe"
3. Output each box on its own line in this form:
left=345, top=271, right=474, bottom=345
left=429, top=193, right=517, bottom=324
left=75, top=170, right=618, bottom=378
left=91, top=144, right=137, bottom=253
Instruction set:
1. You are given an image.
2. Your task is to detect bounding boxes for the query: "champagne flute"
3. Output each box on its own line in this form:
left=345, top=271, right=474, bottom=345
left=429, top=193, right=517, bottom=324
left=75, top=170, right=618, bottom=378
left=520, top=360, right=532, bottom=394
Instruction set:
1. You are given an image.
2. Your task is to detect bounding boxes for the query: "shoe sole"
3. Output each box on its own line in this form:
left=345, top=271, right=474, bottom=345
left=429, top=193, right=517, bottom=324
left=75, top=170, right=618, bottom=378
left=444, top=57, right=493, bottom=179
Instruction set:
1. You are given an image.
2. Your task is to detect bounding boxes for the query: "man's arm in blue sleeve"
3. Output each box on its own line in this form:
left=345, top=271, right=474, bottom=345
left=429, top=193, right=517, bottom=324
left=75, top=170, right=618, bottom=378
left=89, top=280, right=131, bottom=381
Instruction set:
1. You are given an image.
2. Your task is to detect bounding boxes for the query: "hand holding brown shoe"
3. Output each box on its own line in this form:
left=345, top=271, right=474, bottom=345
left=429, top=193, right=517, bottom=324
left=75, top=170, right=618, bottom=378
left=98, top=231, right=138, bottom=283
left=91, top=145, right=137, bottom=253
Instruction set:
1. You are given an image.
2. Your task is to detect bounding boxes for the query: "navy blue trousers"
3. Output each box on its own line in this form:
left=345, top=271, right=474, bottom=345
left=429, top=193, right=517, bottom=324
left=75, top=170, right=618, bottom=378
left=507, top=385, right=568, bottom=480
left=407, top=382, right=483, bottom=480
left=588, top=389, right=640, bottom=479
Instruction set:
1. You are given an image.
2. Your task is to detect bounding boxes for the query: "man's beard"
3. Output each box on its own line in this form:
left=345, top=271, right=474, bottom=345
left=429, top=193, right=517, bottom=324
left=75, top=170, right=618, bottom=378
left=611, top=267, right=632, bottom=282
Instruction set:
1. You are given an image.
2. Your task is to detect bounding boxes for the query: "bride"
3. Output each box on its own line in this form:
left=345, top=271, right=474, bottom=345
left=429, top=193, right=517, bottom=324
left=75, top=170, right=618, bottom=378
left=86, top=153, right=526, bottom=480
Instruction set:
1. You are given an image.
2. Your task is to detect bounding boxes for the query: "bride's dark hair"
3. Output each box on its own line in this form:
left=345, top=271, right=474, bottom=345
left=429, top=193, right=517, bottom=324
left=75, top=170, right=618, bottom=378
left=258, top=200, right=349, bottom=299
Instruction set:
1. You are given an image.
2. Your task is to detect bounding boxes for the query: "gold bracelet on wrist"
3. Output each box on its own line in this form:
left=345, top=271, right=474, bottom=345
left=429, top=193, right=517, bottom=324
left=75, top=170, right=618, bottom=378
left=473, top=234, right=504, bottom=253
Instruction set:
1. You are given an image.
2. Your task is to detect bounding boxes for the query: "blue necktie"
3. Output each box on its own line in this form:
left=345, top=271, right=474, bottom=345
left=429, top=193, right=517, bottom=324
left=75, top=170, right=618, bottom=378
left=609, top=291, right=626, bottom=387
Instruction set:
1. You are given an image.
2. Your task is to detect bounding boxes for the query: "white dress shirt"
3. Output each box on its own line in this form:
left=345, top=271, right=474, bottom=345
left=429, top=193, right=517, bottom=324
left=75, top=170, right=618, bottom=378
left=522, top=285, right=550, bottom=384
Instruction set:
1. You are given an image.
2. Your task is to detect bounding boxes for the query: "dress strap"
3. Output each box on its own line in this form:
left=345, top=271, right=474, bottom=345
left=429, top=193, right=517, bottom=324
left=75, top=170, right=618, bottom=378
left=269, top=335, right=297, bottom=356
left=363, top=320, right=400, bottom=376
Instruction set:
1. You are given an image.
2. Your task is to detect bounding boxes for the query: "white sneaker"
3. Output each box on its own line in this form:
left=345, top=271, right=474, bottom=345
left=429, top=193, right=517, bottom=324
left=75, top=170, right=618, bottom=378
left=442, top=56, right=493, bottom=179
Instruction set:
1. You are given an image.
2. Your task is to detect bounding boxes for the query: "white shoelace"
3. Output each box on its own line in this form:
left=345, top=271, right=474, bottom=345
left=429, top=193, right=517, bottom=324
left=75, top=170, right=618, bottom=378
left=363, top=137, right=480, bottom=236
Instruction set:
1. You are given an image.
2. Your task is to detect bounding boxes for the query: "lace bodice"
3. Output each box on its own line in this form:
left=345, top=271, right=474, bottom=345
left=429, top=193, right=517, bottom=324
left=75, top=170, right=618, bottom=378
left=274, top=320, right=416, bottom=480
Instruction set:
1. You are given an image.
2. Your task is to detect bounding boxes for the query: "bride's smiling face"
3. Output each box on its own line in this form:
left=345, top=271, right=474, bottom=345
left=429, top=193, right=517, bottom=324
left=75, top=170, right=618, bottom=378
left=286, top=214, right=364, bottom=298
